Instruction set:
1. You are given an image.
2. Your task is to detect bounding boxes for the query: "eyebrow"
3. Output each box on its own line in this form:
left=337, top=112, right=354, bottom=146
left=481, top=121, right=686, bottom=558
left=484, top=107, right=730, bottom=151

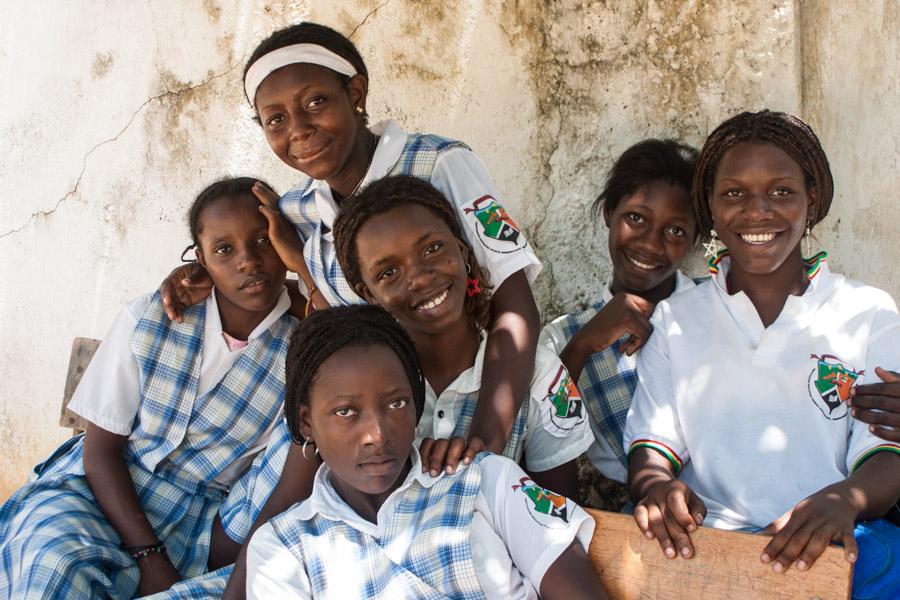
left=368, top=231, right=439, bottom=268
left=257, top=84, right=322, bottom=113
left=718, top=174, right=800, bottom=184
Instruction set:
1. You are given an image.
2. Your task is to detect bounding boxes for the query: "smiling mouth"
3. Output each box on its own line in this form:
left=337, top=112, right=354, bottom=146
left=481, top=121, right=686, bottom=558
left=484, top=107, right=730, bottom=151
left=740, top=232, right=778, bottom=245
left=291, top=140, right=331, bottom=162
left=626, top=254, right=663, bottom=271
left=240, top=274, right=271, bottom=290
left=414, top=288, right=450, bottom=312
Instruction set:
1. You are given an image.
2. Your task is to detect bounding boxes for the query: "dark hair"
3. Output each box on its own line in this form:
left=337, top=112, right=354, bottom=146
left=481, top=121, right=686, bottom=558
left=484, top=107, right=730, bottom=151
left=187, top=177, right=272, bottom=246
left=333, top=175, right=494, bottom=331
left=283, top=305, right=425, bottom=444
left=692, top=110, right=834, bottom=234
left=244, top=22, right=368, bottom=104
left=592, top=138, right=699, bottom=239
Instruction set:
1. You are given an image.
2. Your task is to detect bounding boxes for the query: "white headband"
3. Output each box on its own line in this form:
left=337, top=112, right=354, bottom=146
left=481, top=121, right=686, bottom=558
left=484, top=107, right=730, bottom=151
left=244, top=43, right=358, bottom=104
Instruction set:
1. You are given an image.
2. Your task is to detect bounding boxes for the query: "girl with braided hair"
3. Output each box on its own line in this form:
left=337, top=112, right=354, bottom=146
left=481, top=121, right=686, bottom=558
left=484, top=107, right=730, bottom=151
left=245, top=305, right=607, bottom=599
left=623, top=110, right=900, bottom=599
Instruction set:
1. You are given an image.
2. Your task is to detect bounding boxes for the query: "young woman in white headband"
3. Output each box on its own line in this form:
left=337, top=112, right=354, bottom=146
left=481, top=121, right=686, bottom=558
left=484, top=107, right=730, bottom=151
left=157, top=22, right=550, bottom=599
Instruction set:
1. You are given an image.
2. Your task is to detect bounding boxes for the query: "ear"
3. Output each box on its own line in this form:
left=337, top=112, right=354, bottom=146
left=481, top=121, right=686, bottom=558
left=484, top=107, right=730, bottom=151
left=195, top=246, right=207, bottom=268
left=347, top=74, right=369, bottom=112
left=602, top=203, right=613, bottom=227
left=806, top=185, right=818, bottom=224
left=298, top=404, right=313, bottom=442
left=355, top=282, right=378, bottom=305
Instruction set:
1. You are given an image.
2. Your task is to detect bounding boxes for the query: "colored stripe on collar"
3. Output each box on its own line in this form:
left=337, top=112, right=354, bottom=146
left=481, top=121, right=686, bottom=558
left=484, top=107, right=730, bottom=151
left=851, top=444, right=900, bottom=472
left=707, top=249, right=729, bottom=275
left=803, top=251, right=828, bottom=280
left=629, top=439, right=684, bottom=476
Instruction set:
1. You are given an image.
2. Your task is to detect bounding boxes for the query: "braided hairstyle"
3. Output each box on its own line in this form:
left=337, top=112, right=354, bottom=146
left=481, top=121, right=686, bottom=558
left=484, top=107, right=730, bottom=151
left=333, top=175, right=494, bottom=332
left=244, top=22, right=368, bottom=113
left=187, top=177, right=273, bottom=247
left=692, top=110, right=834, bottom=234
left=284, top=305, right=426, bottom=444
left=592, top=138, right=699, bottom=241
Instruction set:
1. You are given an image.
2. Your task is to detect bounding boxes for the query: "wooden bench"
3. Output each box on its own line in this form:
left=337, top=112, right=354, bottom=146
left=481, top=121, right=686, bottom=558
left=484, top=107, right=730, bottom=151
left=586, top=509, right=852, bottom=599
left=59, top=337, right=100, bottom=433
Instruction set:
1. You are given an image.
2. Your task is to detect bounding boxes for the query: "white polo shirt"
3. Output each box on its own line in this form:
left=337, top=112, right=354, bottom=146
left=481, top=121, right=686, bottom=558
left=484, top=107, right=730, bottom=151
left=67, top=288, right=291, bottom=486
left=300, top=119, right=542, bottom=297
left=416, top=338, right=595, bottom=473
left=246, top=449, right=594, bottom=600
left=624, top=254, right=900, bottom=530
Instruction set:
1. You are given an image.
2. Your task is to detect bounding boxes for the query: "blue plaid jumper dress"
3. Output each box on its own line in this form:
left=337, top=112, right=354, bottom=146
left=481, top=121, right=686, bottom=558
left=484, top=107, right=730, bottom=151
left=279, top=133, right=468, bottom=306
left=0, top=292, right=294, bottom=599
left=270, top=455, right=489, bottom=599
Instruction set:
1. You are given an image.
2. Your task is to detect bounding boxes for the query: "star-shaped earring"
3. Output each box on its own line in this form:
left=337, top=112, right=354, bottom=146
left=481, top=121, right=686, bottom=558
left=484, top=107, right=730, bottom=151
left=703, top=229, right=722, bottom=259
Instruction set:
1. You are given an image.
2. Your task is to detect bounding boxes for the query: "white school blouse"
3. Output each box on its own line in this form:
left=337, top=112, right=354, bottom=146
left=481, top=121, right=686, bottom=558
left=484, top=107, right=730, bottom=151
left=624, top=254, right=900, bottom=530
left=67, top=288, right=291, bottom=486
left=246, top=449, right=594, bottom=600
left=417, top=337, right=594, bottom=472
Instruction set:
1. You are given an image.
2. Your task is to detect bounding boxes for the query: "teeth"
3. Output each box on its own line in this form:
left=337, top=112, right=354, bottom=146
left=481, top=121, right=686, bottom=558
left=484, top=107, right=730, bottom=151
left=627, top=256, right=659, bottom=270
left=741, top=232, right=777, bottom=244
left=416, top=289, right=449, bottom=311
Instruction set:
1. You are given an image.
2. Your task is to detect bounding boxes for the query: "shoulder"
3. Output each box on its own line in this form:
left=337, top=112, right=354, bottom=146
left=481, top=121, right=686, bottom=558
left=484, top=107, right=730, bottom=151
left=125, top=292, right=156, bottom=322
left=404, top=131, right=471, bottom=154
left=281, top=177, right=316, bottom=203
left=830, top=273, right=898, bottom=311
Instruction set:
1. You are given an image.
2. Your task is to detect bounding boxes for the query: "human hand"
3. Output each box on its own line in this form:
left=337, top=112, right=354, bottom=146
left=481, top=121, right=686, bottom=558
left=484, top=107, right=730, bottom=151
left=418, top=436, right=486, bottom=477
left=574, top=292, right=655, bottom=356
left=760, top=485, right=858, bottom=573
left=848, top=367, right=900, bottom=442
left=633, top=479, right=706, bottom=559
left=136, top=551, right=182, bottom=596
left=161, top=262, right=213, bottom=322
left=253, top=182, right=305, bottom=272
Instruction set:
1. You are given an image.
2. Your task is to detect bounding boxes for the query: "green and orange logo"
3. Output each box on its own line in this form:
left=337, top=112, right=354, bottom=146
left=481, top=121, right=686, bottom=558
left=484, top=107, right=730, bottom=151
left=513, top=476, right=569, bottom=524
left=539, top=365, right=585, bottom=437
left=807, top=354, right=862, bottom=419
left=463, top=195, right=526, bottom=253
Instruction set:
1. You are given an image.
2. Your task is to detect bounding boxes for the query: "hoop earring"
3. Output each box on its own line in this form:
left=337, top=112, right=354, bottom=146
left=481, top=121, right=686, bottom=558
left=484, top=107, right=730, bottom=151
left=301, top=437, right=313, bottom=460
left=465, top=262, right=481, bottom=298
left=703, top=228, right=723, bottom=259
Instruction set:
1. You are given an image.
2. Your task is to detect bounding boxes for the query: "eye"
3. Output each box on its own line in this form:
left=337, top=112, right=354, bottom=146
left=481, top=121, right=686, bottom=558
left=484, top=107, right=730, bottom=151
left=625, top=212, right=646, bottom=224
left=770, top=187, right=793, bottom=197
left=264, top=113, right=285, bottom=130
left=666, top=225, right=686, bottom=238
left=306, top=96, right=328, bottom=111
left=334, top=406, right=358, bottom=417
left=377, top=266, right=398, bottom=281
left=723, top=188, right=743, bottom=198
left=214, top=244, right=232, bottom=256
left=256, top=234, right=271, bottom=246
left=424, top=241, right=443, bottom=255
left=388, top=398, right=409, bottom=410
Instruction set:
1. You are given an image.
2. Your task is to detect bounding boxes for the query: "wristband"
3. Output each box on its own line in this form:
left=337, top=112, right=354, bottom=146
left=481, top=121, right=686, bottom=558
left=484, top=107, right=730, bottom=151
left=123, top=541, right=167, bottom=560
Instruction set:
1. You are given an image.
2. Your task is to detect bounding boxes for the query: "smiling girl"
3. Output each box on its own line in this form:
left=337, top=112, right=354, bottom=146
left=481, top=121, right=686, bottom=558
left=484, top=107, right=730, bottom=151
left=623, top=111, right=900, bottom=599
left=541, top=139, right=699, bottom=483
left=0, top=178, right=296, bottom=598
left=246, top=305, right=606, bottom=600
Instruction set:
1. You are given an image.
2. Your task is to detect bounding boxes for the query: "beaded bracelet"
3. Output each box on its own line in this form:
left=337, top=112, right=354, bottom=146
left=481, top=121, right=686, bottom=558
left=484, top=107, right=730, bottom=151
left=125, top=542, right=166, bottom=560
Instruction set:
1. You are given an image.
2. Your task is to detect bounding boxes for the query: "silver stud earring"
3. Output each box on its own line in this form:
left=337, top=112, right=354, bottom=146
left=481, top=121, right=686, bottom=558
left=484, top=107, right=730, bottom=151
left=703, top=228, right=723, bottom=259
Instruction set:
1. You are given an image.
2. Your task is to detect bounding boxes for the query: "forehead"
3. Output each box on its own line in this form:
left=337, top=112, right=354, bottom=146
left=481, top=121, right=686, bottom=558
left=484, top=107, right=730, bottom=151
left=254, top=62, right=346, bottom=107
left=197, top=194, right=265, bottom=236
left=310, top=344, right=411, bottom=401
left=715, top=141, right=805, bottom=182
left=354, top=204, right=453, bottom=254
left=614, top=180, right=693, bottom=220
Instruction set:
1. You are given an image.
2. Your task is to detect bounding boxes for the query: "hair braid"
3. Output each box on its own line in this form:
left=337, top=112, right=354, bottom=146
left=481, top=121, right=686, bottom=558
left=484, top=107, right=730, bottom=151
left=284, top=305, right=425, bottom=444
left=692, top=110, right=834, bottom=234
left=333, top=175, right=494, bottom=332
left=187, top=177, right=274, bottom=246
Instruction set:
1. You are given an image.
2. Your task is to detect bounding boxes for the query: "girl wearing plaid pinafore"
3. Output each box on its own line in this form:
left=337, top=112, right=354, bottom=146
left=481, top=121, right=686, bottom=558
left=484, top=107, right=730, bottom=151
left=0, top=179, right=297, bottom=599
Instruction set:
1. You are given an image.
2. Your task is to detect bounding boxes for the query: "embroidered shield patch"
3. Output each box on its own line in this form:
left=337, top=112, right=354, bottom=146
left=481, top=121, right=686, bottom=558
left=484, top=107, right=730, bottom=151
left=512, top=476, right=571, bottom=527
left=538, top=364, right=586, bottom=437
left=806, top=353, right=862, bottom=420
left=463, top=195, right=527, bottom=253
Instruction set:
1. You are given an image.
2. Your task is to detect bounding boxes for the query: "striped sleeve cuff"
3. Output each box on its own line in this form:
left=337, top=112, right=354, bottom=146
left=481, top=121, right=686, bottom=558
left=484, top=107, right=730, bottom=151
left=850, top=443, right=900, bottom=472
left=628, top=439, right=684, bottom=476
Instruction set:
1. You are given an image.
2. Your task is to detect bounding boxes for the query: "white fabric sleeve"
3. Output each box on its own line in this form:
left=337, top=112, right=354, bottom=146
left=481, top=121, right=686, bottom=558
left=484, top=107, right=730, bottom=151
left=623, top=303, right=689, bottom=473
left=480, top=455, right=594, bottom=590
left=66, top=294, right=151, bottom=436
left=538, top=317, right=568, bottom=356
left=430, top=147, right=542, bottom=287
left=246, top=522, right=311, bottom=600
left=523, top=347, right=594, bottom=472
left=848, top=295, right=900, bottom=471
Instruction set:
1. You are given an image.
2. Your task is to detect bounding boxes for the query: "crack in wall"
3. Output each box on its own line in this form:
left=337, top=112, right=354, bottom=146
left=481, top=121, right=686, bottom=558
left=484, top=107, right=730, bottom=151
left=0, top=62, right=242, bottom=240
left=349, top=1, right=392, bottom=39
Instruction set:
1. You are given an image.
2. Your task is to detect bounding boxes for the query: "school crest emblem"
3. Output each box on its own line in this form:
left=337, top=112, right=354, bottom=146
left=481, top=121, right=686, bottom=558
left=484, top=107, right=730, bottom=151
left=463, top=195, right=527, bottom=253
left=512, top=476, right=571, bottom=527
left=806, top=354, right=862, bottom=420
left=539, top=364, right=586, bottom=437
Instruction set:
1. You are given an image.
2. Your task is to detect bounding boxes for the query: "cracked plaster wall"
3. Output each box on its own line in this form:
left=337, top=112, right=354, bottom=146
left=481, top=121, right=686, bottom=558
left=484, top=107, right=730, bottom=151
left=1, top=0, right=898, bottom=497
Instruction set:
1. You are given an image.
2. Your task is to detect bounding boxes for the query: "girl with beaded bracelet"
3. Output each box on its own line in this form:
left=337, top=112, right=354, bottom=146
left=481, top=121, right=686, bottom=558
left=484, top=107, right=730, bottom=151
left=0, top=178, right=296, bottom=598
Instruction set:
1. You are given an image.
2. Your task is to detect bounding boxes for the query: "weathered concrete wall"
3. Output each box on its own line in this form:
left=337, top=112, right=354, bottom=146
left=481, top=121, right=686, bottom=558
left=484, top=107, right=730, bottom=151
left=2, top=0, right=898, bottom=497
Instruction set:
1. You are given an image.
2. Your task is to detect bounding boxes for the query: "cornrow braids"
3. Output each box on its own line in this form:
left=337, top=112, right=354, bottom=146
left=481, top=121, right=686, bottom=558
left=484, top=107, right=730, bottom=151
left=187, top=177, right=274, bottom=246
left=333, top=175, right=494, bottom=332
left=692, top=110, right=834, bottom=234
left=592, top=138, right=699, bottom=240
left=284, top=305, right=426, bottom=444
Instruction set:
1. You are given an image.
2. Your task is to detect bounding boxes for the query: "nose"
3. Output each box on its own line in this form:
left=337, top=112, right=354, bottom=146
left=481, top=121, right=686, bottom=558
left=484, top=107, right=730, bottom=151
left=632, top=224, right=667, bottom=258
left=237, top=243, right=263, bottom=271
left=741, top=191, right=774, bottom=221
left=360, top=411, right=387, bottom=447
left=406, top=258, right=435, bottom=292
left=288, top=107, right=314, bottom=142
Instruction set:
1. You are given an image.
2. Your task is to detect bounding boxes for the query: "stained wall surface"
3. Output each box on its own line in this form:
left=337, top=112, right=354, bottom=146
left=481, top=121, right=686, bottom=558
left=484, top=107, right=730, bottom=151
left=1, top=1, right=898, bottom=497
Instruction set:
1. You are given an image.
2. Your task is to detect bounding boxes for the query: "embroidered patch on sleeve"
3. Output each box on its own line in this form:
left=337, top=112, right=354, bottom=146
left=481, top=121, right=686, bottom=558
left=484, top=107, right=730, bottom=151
left=512, top=476, right=573, bottom=528
left=538, top=364, right=586, bottom=437
left=807, top=353, right=861, bottom=420
left=462, top=195, right=527, bottom=254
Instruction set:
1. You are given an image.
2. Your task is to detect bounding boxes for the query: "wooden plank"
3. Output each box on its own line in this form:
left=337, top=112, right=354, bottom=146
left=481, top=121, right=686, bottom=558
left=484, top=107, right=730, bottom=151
left=59, top=337, right=101, bottom=432
left=585, top=509, right=852, bottom=600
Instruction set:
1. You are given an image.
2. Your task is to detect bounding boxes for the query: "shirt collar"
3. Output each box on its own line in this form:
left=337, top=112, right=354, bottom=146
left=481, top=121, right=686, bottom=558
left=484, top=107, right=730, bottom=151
left=294, top=445, right=444, bottom=532
left=313, top=119, right=407, bottom=230
left=709, top=250, right=836, bottom=307
left=206, top=286, right=291, bottom=341
left=423, top=334, right=488, bottom=399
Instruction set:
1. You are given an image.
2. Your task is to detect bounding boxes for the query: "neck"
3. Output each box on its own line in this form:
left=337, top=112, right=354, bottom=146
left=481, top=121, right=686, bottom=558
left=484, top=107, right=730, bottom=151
left=725, top=250, right=808, bottom=327
left=330, top=457, right=412, bottom=524
left=609, top=272, right=678, bottom=305
left=328, top=128, right=377, bottom=202
left=413, top=320, right=482, bottom=397
left=216, top=294, right=274, bottom=341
